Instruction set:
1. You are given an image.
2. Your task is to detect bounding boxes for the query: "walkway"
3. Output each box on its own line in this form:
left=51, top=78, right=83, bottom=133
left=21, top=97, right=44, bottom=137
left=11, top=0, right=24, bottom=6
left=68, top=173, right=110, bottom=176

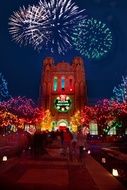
left=0, top=140, right=126, bottom=190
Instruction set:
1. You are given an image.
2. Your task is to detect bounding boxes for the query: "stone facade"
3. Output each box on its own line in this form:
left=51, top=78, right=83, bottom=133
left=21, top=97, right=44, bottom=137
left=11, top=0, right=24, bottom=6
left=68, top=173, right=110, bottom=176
left=39, top=57, right=87, bottom=129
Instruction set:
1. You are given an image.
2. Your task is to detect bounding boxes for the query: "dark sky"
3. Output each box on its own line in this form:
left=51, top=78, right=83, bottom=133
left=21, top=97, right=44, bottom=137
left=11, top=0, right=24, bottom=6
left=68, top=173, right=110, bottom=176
left=0, top=0, right=127, bottom=104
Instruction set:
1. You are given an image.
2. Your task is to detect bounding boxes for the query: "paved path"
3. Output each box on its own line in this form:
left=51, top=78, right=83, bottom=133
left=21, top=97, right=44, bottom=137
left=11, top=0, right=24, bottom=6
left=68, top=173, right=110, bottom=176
left=0, top=152, right=98, bottom=190
left=0, top=140, right=126, bottom=190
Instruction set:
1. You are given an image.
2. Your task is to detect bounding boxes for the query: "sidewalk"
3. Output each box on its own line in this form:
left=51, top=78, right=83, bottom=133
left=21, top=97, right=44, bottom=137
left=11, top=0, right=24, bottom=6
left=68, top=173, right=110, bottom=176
left=0, top=141, right=126, bottom=190
left=86, top=154, right=126, bottom=190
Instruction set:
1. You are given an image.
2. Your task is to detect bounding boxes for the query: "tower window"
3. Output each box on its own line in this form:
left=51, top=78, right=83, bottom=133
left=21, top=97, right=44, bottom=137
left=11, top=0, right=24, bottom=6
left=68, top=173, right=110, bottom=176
left=61, top=77, right=65, bottom=90
left=69, top=78, right=73, bottom=91
left=53, top=77, right=58, bottom=91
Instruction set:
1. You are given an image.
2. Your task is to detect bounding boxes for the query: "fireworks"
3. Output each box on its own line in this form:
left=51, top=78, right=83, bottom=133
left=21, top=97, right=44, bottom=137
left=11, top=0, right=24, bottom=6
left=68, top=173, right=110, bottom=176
left=72, top=18, right=112, bottom=60
left=9, top=5, right=49, bottom=49
left=9, top=0, right=86, bottom=54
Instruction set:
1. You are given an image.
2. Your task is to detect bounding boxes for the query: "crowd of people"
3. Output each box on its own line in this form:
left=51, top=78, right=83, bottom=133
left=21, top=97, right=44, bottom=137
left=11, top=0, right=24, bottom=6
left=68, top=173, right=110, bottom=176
left=59, top=127, right=88, bottom=162
left=24, top=127, right=88, bottom=161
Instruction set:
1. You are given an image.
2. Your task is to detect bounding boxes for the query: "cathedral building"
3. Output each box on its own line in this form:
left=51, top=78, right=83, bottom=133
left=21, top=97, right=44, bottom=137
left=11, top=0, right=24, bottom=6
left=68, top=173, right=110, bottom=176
left=39, top=57, right=87, bottom=130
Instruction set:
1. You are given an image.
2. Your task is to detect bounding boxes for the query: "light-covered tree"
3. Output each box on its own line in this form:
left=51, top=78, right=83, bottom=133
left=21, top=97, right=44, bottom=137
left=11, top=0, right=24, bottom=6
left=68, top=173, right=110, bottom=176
left=113, top=75, right=127, bottom=102
left=0, top=96, right=44, bottom=128
left=0, top=73, right=10, bottom=102
left=39, top=109, right=53, bottom=131
left=70, top=110, right=82, bottom=132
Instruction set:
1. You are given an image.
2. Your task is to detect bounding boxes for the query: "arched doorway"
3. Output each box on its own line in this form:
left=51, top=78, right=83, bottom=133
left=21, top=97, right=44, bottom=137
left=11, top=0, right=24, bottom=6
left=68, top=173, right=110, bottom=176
left=56, top=119, right=70, bottom=131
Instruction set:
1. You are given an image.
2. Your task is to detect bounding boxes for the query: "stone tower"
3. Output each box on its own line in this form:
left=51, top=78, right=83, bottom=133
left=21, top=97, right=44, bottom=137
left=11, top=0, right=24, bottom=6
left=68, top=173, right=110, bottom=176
left=39, top=57, right=87, bottom=129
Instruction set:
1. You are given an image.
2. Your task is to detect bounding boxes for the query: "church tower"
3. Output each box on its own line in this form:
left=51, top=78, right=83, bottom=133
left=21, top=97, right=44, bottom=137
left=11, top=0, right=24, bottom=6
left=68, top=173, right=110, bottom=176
left=39, top=57, right=87, bottom=130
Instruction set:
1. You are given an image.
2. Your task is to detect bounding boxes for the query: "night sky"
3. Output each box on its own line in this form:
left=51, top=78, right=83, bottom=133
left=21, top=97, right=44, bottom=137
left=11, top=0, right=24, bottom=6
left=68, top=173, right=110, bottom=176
left=0, top=0, right=127, bottom=104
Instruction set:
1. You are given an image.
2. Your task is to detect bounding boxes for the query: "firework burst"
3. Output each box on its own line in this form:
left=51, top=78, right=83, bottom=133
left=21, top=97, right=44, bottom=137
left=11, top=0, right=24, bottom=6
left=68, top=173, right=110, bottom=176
left=9, top=5, right=49, bottom=49
left=72, top=18, right=112, bottom=60
left=9, top=0, right=86, bottom=54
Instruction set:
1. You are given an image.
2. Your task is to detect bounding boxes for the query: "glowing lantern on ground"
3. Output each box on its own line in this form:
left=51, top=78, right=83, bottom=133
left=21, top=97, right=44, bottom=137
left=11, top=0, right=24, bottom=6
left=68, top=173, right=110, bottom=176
left=2, top=156, right=7, bottom=162
left=112, top=169, right=119, bottom=176
left=101, top=157, right=106, bottom=164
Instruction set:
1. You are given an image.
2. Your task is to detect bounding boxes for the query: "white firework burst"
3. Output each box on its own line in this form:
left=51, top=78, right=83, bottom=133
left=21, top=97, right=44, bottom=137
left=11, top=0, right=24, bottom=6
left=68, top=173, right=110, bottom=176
left=9, top=6, right=28, bottom=45
left=25, top=5, right=50, bottom=49
left=9, top=5, right=50, bottom=49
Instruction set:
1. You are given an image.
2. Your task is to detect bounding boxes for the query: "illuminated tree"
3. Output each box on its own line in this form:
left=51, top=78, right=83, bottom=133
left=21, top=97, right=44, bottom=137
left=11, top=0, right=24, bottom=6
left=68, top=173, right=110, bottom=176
left=0, top=110, right=18, bottom=128
left=2, top=96, right=35, bottom=116
left=114, top=101, right=127, bottom=134
left=39, top=109, right=52, bottom=131
left=0, top=73, right=10, bottom=102
left=0, top=97, right=44, bottom=128
left=94, top=99, right=122, bottom=135
left=113, top=75, right=127, bottom=102
left=70, top=110, right=82, bottom=132
left=81, top=106, right=95, bottom=127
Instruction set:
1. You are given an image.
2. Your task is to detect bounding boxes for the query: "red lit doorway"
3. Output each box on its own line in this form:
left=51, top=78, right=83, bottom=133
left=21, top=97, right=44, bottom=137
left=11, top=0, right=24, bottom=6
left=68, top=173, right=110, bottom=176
left=56, top=119, right=70, bottom=131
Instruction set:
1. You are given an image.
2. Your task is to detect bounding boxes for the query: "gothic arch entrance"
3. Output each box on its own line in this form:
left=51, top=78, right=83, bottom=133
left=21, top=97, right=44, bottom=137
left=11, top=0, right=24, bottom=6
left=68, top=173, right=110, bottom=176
left=56, top=119, right=70, bottom=131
